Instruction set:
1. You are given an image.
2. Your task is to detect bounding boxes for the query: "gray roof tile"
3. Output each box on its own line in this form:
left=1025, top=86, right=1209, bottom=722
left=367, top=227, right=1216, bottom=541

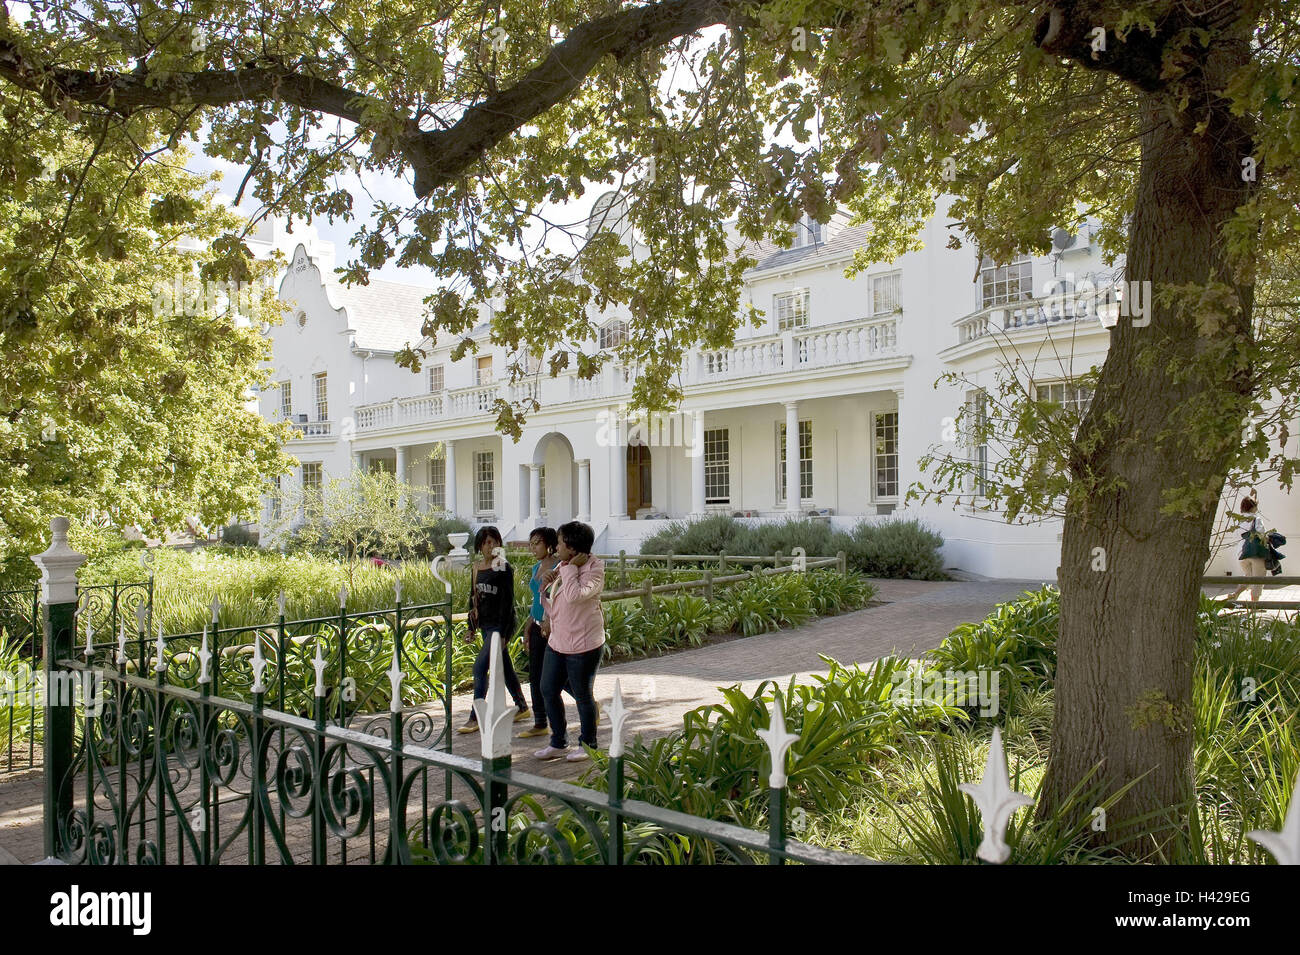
left=324, top=278, right=430, bottom=352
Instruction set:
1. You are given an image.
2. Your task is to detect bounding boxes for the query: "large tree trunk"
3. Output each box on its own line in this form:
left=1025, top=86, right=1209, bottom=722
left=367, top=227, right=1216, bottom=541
left=1038, top=24, right=1257, bottom=854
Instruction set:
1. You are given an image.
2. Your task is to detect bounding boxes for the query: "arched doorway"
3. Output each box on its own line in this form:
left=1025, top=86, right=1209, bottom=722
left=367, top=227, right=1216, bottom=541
left=532, top=432, right=577, bottom=525
left=627, top=444, right=652, bottom=516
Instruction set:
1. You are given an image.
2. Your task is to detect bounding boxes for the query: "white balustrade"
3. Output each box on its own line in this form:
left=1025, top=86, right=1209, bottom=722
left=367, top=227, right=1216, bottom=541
left=955, top=285, right=1116, bottom=345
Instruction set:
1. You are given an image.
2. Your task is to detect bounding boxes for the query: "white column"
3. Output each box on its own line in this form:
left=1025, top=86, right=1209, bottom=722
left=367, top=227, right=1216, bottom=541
left=785, top=401, right=801, bottom=515
left=353, top=451, right=365, bottom=473
left=528, top=464, right=542, bottom=526
left=444, top=441, right=458, bottom=517
left=577, top=459, right=591, bottom=522
left=608, top=408, right=627, bottom=519
left=690, top=412, right=706, bottom=517
left=395, top=445, right=409, bottom=508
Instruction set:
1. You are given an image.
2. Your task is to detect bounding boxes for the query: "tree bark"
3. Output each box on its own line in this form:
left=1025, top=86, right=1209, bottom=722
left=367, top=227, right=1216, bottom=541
left=1038, top=19, right=1257, bottom=853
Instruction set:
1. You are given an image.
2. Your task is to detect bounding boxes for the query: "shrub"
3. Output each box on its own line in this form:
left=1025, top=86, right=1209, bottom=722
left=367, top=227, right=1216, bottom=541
left=836, top=517, right=947, bottom=579
left=220, top=523, right=258, bottom=547
left=639, top=514, right=754, bottom=560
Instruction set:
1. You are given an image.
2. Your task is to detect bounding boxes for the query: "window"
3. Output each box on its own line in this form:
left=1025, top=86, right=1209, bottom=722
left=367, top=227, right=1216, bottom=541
left=793, top=213, right=823, bottom=248
left=538, top=465, right=547, bottom=512
left=475, top=356, right=494, bottom=386
left=704, top=428, right=730, bottom=504
left=968, top=391, right=989, bottom=497
left=312, top=372, right=328, bottom=421
left=428, top=364, right=444, bottom=392
left=871, top=272, right=902, bottom=316
left=599, top=321, right=628, bottom=349
left=980, top=257, right=1033, bottom=308
left=474, top=451, right=494, bottom=513
left=269, top=475, right=281, bottom=521
left=773, top=290, right=809, bottom=331
left=279, top=381, right=292, bottom=419
left=428, top=454, right=446, bottom=511
left=302, top=462, right=323, bottom=517
left=874, top=412, right=899, bottom=499
left=1035, top=381, right=1094, bottom=417
left=776, top=421, right=813, bottom=502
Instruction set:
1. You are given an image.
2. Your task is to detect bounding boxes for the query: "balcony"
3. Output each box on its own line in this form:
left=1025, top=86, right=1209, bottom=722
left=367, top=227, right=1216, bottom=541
left=349, top=315, right=902, bottom=435
left=288, top=418, right=333, bottom=438
left=954, top=285, right=1118, bottom=345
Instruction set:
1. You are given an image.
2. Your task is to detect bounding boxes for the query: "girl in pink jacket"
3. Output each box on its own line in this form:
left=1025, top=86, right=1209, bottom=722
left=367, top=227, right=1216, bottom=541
left=533, top=521, right=605, bottom=762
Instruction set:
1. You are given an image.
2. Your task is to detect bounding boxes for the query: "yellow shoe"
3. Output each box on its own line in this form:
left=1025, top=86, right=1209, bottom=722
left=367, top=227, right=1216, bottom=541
left=457, top=721, right=479, bottom=734
left=513, top=706, right=532, bottom=723
left=518, top=725, right=549, bottom=738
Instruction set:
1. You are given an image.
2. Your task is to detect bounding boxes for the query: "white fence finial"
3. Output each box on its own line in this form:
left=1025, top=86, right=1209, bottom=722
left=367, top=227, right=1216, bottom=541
left=338, top=585, right=349, bottom=609
left=135, top=603, right=148, bottom=633
left=313, top=640, right=328, bottom=698
left=959, top=726, right=1033, bottom=864
left=609, top=679, right=629, bottom=758
left=153, top=622, right=167, bottom=674
left=83, top=618, right=94, bottom=659
left=385, top=640, right=405, bottom=713
left=210, top=595, right=221, bottom=623
left=1248, top=769, right=1300, bottom=865
left=197, top=626, right=212, bottom=684
left=276, top=589, right=288, bottom=618
left=116, top=619, right=128, bottom=666
left=473, top=632, right=517, bottom=758
left=757, top=690, right=799, bottom=789
left=250, top=634, right=267, bottom=694
left=431, top=555, right=451, bottom=595
left=394, top=577, right=404, bottom=604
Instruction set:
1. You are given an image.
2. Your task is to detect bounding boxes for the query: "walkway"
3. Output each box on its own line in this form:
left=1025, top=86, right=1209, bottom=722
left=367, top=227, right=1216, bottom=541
left=0, top=577, right=1046, bottom=863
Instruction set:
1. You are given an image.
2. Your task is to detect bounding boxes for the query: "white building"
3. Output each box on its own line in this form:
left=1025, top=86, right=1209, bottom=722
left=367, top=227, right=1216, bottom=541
left=255, top=198, right=1298, bottom=579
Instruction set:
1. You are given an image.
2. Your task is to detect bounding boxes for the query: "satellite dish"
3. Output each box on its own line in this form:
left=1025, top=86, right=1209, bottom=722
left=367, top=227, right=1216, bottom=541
left=1051, top=228, right=1076, bottom=252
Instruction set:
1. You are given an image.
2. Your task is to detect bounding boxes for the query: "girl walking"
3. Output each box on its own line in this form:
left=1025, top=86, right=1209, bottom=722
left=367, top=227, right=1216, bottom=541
left=1225, top=497, right=1271, bottom=604
left=534, top=521, right=605, bottom=763
left=518, top=527, right=560, bottom=739
left=458, top=526, right=531, bottom=733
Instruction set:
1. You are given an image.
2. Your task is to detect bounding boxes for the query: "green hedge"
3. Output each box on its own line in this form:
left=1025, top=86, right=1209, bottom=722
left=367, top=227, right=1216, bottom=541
left=639, top=515, right=947, bottom=579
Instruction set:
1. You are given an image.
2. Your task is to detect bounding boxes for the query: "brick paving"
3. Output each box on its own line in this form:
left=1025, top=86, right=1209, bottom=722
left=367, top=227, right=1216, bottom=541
left=0, top=577, right=1046, bottom=864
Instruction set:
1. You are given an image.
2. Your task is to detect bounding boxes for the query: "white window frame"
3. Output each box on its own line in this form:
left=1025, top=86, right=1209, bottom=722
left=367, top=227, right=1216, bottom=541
left=968, top=391, right=989, bottom=498
left=312, top=372, right=328, bottom=422
left=871, top=271, right=902, bottom=317
left=979, top=256, right=1034, bottom=309
left=279, top=380, right=292, bottom=420
left=776, top=420, right=813, bottom=504
left=473, top=451, right=495, bottom=515
left=538, top=465, right=547, bottom=513
left=773, top=289, right=809, bottom=332
left=873, top=411, right=900, bottom=501
left=475, top=356, right=494, bottom=386
left=793, top=213, right=823, bottom=248
left=704, top=428, right=730, bottom=505
left=1034, top=380, right=1094, bottom=417
left=428, top=364, right=444, bottom=392
left=599, top=321, right=628, bottom=350
left=428, top=455, right=446, bottom=511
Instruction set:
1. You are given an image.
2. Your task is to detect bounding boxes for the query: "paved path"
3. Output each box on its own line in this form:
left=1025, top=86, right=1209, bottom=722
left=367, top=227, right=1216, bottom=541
left=0, top=578, right=1046, bottom=863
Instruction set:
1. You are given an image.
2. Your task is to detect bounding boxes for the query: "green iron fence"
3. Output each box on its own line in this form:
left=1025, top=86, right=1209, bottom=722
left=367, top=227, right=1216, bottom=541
left=1, top=586, right=41, bottom=774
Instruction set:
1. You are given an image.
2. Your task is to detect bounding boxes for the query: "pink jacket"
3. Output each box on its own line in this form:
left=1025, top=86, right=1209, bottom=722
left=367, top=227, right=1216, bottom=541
left=542, top=557, right=606, bottom=654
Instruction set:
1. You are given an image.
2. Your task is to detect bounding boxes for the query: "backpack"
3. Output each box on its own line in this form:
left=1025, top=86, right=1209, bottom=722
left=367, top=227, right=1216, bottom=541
left=1240, top=518, right=1270, bottom=560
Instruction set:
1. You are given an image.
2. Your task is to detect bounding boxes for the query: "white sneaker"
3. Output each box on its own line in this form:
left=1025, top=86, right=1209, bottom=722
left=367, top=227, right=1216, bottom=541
left=533, top=745, right=569, bottom=760
left=565, top=748, right=591, bottom=763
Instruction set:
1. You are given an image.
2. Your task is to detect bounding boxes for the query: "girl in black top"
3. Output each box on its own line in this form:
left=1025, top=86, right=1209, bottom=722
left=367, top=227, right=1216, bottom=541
left=458, top=526, right=530, bottom=733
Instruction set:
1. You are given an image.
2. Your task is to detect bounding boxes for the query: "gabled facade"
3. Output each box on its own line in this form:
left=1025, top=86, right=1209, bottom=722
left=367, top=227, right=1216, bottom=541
left=257, top=198, right=1299, bottom=580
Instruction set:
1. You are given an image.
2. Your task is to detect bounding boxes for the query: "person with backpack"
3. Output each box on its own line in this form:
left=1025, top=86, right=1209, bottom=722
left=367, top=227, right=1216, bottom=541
left=1224, top=497, right=1271, bottom=604
left=457, top=526, right=531, bottom=733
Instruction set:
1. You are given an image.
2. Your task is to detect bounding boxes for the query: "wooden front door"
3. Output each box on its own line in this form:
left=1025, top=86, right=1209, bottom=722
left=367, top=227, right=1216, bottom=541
left=627, top=445, right=652, bottom=515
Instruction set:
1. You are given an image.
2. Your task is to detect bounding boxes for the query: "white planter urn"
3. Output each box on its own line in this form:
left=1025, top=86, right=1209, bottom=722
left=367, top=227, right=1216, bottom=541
left=447, top=532, right=470, bottom=568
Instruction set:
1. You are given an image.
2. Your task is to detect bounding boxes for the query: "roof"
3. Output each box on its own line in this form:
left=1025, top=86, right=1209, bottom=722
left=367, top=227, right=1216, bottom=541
left=734, top=220, right=874, bottom=275
left=324, top=278, right=431, bottom=352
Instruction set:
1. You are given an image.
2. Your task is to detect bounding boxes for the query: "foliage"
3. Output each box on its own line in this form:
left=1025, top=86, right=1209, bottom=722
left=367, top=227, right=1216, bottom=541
left=0, top=88, right=291, bottom=589
left=833, top=518, right=948, bottom=580
left=639, top=514, right=946, bottom=580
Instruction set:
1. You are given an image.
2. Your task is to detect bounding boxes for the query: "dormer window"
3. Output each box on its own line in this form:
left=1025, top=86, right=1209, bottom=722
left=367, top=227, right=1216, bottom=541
left=599, top=320, right=628, bottom=349
left=793, top=213, right=823, bottom=249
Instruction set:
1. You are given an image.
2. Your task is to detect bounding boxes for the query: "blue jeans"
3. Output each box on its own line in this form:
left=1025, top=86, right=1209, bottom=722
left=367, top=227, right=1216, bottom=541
left=541, top=646, right=602, bottom=749
left=470, top=631, right=526, bottom=718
